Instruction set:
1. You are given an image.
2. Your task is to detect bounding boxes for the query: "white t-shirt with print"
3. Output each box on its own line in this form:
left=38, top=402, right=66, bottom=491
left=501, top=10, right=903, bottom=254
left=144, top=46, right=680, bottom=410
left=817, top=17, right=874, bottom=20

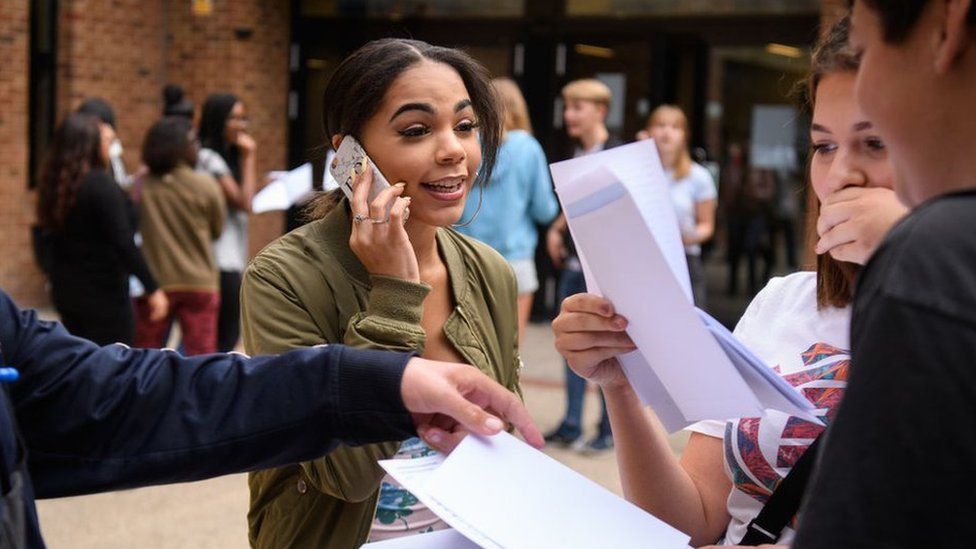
left=668, top=162, right=717, bottom=256
left=688, top=271, right=851, bottom=545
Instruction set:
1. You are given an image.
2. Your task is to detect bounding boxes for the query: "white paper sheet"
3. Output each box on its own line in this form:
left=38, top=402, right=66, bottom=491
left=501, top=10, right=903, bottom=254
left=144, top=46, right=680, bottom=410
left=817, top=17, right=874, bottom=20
left=252, top=162, right=314, bottom=213
left=550, top=140, right=691, bottom=301
left=379, top=454, right=501, bottom=549
left=382, top=433, right=691, bottom=549
left=550, top=142, right=815, bottom=431
left=361, top=528, right=480, bottom=548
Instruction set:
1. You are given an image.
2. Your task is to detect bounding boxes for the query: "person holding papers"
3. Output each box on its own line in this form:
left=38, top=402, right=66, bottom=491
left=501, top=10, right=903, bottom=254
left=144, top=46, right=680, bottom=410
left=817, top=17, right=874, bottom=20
left=544, top=78, right=622, bottom=453
left=552, top=18, right=906, bottom=546
left=240, top=39, right=523, bottom=548
left=637, top=105, right=718, bottom=307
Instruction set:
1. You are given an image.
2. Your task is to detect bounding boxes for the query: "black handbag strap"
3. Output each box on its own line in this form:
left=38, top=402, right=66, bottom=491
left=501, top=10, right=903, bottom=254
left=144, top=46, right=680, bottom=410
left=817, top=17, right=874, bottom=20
left=739, top=433, right=823, bottom=546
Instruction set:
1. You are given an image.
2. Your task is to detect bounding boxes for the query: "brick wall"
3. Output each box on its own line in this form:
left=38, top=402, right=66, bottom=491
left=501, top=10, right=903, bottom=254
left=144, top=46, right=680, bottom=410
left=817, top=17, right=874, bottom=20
left=0, top=0, right=290, bottom=307
left=0, top=0, right=46, bottom=306
left=56, top=0, right=167, bottom=170
left=163, top=0, right=291, bottom=259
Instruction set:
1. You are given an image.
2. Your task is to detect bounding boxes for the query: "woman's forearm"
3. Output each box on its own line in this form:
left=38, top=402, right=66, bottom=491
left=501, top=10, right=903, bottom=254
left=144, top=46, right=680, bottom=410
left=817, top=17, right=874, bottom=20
left=604, top=383, right=726, bottom=544
left=239, top=152, right=257, bottom=212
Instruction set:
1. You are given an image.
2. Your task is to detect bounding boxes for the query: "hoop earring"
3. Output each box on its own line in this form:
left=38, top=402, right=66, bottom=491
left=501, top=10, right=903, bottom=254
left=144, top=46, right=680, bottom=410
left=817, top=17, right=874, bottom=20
left=452, top=171, right=484, bottom=229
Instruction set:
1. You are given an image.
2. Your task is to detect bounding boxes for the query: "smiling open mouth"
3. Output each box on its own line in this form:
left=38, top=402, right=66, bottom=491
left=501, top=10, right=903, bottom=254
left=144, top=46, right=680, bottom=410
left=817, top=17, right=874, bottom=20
left=421, top=177, right=466, bottom=201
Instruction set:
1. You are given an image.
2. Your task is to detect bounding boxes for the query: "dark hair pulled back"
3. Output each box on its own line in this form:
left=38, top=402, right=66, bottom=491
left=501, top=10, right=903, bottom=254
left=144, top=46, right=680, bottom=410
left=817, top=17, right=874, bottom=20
left=308, top=38, right=502, bottom=219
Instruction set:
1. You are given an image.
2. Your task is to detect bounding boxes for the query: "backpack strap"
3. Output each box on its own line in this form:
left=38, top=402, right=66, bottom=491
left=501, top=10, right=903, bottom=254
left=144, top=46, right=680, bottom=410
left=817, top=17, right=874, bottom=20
left=739, top=433, right=823, bottom=545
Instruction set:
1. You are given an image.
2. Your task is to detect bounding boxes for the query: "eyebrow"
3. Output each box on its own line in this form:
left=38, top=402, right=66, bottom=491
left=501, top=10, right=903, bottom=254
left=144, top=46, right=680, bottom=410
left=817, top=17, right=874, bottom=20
left=811, top=121, right=874, bottom=134
left=390, top=103, right=434, bottom=122
left=389, top=99, right=474, bottom=122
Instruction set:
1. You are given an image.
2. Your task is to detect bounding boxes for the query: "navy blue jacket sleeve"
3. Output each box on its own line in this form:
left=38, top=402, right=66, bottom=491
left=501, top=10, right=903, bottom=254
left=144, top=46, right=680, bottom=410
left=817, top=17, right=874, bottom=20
left=0, top=290, right=416, bottom=498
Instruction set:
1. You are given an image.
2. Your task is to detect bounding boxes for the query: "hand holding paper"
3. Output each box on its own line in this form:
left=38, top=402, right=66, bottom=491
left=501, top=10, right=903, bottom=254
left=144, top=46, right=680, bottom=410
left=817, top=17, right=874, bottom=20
left=550, top=140, right=816, bottom=432
left=401, top=358, right=544, bottom=453
left=551, top=292, right=635, bottom=389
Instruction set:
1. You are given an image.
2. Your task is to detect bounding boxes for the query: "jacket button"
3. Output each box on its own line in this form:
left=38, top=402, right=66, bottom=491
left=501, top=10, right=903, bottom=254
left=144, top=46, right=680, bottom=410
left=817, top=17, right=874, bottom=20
left=296, top=479, right=308, bottom=494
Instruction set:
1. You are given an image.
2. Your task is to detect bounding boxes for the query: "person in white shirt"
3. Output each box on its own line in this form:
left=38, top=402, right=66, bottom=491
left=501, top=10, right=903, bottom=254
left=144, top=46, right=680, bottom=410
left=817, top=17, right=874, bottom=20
left=550, top=17, right=908, bottom=547
left=638, top=105, right=718, bottom=306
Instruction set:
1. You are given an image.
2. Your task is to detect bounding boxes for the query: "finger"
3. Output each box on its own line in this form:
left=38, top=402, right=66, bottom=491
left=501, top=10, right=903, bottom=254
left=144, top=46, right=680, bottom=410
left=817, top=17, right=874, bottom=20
left=553, top=310, right=628, bottom=335
left=419, top=424, right=469, bottom=453
left=816, top=200, right=855, bottom=237
left=557, top=330, right=636, bottom=353
left=389, top=195, right=412, bottom=227
left=567, top=347, right=635, bottom=376
left=826, top=240, right=872, bottom=265
left=561, top=293, right=617, bottom=317
left=821, top=185, right=869, bottom=206
left=350, top=159, right=374, bottom=216
left=455, top=369, right=544, bottom=448
left=369, top=181, right=406, bottom=220
left=815, top=222, right=857, bottom=256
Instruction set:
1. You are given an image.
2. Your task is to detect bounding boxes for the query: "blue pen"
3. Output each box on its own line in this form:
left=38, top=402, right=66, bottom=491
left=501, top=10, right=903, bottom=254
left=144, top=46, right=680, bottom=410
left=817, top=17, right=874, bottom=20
left=0, top=367, right=20, bottom=383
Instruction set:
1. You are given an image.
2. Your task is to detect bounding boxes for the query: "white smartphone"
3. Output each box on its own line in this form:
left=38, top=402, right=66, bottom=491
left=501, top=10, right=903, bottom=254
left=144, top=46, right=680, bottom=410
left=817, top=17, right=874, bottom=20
left=329, top=135, right=392, bottom=207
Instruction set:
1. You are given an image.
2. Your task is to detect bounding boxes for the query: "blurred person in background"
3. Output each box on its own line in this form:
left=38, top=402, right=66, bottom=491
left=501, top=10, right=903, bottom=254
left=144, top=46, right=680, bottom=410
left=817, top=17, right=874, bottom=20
left=135, top=117, right=225, bottom=355
left=197, top=92, right=257, bottom=352
left=36, top=113, right=167, bottom=345
left=543, top=78, right=621, bottom=454
left=162, top=83, right=195, bottom=121
left=639, top=105, right=718, bottom=307
left=456, top=77, right=559, bottom=343
left=76, top=97, right=132, bottom=188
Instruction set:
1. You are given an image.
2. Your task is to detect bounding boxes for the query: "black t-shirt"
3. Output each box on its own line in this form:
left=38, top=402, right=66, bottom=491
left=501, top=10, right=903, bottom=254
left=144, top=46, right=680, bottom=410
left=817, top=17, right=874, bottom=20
left=793, top=190, right=976, bottom=548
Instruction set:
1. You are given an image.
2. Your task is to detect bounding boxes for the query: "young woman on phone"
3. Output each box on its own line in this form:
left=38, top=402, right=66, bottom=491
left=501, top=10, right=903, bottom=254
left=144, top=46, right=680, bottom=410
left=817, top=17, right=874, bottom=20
left=240, top=39, right=521, bottom=548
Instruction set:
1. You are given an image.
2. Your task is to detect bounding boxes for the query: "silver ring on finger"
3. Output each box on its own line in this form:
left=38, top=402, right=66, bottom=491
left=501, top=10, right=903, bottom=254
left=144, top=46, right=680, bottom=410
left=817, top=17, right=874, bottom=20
left=370, top=217, right=390, bottom=225
left=353, top=213, right=369, bottom=224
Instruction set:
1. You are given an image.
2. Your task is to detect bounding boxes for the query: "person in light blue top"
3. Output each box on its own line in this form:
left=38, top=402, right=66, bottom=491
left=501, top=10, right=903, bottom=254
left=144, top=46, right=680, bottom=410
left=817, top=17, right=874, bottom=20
left=457, top=78, right=559, bottom=341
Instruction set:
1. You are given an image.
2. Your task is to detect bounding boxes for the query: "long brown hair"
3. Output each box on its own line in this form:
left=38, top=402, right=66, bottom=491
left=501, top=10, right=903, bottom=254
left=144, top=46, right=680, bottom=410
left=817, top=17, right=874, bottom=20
left=807, top=16, right=861, bottom=309
left=492, top=77, right=533, bottom=134
left=307, top=38, right=502, bottom=220
left=646, top=105, right=693, bottom=179
left=37, top=113, right=105, bottom=231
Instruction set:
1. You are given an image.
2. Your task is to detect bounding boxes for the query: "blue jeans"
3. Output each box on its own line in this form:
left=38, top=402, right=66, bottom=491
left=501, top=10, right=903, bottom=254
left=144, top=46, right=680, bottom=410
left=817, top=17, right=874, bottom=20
left=555, top=268, right=612, bottom=439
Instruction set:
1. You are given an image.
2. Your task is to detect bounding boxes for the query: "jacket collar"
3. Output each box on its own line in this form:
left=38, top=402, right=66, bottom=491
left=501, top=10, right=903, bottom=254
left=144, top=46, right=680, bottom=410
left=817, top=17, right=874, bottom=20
left=315, top=199, right=468, bottom=303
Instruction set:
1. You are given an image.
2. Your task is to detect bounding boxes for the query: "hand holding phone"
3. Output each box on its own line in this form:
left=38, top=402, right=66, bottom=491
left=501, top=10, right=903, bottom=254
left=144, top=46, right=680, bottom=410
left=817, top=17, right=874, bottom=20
left=336, top=136, right=419, bottom=282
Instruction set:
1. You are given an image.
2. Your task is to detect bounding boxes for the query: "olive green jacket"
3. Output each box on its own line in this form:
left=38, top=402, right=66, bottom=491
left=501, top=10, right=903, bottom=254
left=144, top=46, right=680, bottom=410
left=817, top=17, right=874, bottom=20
left=241, top=204, right=521, bottom=549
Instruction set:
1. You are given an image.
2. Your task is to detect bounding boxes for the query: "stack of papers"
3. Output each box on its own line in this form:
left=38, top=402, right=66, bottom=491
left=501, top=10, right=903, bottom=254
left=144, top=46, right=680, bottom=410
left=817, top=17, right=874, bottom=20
left=253, top=163, right=315, bottom=214
left=363, top=432, right=691, bottom=548
left=252, top=155, right=340, bottom=214
left=550, top=140, right=818, bottom=432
